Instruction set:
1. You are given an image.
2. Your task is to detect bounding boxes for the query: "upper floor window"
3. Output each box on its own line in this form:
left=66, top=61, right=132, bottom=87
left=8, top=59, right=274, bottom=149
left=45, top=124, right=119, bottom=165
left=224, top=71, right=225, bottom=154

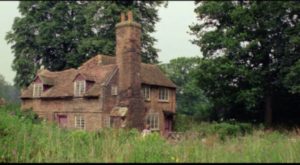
left=33, top=83, right=43, bottom=97
left=142, top=86, right=151, bottom=101
left=159, top=87, right=169, bottom=101
left=75, top=115, right=85, bottom=129
left=74, top=80, right=86, bottom=96
left=111, top=85, right=118, bottom=96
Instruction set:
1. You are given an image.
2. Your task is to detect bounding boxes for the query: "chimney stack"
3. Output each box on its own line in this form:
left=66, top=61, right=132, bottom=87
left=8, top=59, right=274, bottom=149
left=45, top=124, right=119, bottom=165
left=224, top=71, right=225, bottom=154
left=115, top=11, right=144, bottom=130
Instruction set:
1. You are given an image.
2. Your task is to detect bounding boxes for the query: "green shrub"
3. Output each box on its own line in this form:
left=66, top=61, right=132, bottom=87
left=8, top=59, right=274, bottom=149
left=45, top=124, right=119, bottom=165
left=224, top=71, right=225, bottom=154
left=1, top=105, right=300, bottom=163
left=174, top=114, right=253, bottom=139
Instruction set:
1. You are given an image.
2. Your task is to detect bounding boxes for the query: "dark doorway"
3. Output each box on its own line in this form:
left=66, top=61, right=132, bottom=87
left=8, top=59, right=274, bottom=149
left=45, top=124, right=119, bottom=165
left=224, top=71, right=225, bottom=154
left=57, top=115, right=67, bottom=128
left=163, top=112, right=174, bottom=136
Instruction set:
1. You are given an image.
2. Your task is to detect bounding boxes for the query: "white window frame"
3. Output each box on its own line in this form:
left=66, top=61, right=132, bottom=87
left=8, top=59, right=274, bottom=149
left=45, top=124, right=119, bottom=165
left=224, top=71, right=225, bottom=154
left=75, top=115, right=85, bottom=130
left=146, top=113, right=159, bottom=131
left=104, top=115, right=111, bottom=128
left=159, top=87, right=169, bottom=101
left=74, top=80, right=86, bottom=96
left=33, top=83, right=43, bottom=97
left=142, top=86, right=151, bottom=101
left=111, top=85, right=118, bottom=96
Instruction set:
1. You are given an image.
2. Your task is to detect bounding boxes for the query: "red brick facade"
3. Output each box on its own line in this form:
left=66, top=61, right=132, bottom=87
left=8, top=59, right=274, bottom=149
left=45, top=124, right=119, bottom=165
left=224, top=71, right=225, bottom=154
left=20, top=11, right=176, bottom=135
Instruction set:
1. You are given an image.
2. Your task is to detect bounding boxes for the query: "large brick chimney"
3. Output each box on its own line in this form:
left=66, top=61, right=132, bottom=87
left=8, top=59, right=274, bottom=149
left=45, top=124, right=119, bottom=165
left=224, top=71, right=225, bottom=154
left=115, top=11, right=145, bottom=130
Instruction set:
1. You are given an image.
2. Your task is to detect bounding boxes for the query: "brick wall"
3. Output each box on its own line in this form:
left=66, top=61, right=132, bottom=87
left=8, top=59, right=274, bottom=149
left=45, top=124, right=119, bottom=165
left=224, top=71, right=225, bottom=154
left=143, top=86, right=176, bottom=135
left=21, top=97, right=104, bottom=131
left=115, top=11, right=145, bottom=131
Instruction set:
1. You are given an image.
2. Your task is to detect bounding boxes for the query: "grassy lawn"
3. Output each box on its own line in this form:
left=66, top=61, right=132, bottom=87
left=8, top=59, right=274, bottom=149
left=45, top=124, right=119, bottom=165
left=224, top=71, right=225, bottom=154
left=1, top=104, right=300, bottom=163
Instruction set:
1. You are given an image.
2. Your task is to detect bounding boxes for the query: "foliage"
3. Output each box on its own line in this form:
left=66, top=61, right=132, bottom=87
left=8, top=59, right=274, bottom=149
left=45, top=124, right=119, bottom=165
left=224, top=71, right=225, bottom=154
left=174, top=114, right=253, bottom=140
left=1, top=106, right=300, bottom=163
left=0, top=74, right=20, bottom=104
left=283, top=59, right=300, bottom=94
left=6, top=1, right=167, bottom=88
left=189, top=1, right=300, bottom=125
left=159, top=57, right=212, bottom=121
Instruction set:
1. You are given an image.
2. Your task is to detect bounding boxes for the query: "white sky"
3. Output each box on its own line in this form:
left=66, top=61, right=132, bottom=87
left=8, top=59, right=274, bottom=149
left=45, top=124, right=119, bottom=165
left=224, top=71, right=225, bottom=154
left=0, top=1, right=200, bottom=85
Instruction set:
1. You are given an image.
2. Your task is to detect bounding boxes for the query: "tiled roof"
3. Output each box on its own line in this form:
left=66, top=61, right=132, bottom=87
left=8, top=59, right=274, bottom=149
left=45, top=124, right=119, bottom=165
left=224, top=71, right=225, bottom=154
left=21, top=55, right=176, bottom=98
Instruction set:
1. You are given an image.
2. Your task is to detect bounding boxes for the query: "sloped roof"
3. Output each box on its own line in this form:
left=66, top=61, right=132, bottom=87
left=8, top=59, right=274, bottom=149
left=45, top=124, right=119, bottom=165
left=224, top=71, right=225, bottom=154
left=21, top=55, right=176, bottom=99
left=79, top=55, right=176, bottom=88
left=141, top=63, right=176, bottom=88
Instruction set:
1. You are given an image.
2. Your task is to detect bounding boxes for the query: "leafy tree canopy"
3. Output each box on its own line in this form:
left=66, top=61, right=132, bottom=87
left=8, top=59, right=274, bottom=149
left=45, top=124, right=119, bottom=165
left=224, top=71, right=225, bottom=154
left=160, top=57, right=212, bottom=121
left=6, top=1, right=167, bottom=88
left=0, top=74, right=20, bottom=104
left=190, top=1, right=300, bottom=125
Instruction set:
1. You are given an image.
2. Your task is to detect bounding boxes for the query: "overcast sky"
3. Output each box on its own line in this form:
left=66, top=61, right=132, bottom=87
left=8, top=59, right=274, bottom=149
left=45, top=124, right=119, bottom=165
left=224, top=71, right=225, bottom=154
left=0, top=1, right=200, bottom=85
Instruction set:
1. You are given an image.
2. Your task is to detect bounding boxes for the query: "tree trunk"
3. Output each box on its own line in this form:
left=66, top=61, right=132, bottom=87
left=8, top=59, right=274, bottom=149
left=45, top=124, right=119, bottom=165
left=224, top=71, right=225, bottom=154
left=264, top=95, right=272, bottom=127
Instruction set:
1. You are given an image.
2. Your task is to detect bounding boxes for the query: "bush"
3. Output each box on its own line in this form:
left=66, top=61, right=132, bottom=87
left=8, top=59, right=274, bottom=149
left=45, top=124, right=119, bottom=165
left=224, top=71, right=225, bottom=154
left=1, top=104, right=41, bottom=124
left=198, top=122, right=253, bottom=140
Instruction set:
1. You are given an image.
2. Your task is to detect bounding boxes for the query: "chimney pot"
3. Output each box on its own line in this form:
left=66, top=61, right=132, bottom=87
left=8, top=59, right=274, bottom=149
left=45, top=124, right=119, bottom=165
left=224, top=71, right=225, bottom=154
left=121, top=12, right=125, bottom=22
left=127, top=11, right=133, bottom=22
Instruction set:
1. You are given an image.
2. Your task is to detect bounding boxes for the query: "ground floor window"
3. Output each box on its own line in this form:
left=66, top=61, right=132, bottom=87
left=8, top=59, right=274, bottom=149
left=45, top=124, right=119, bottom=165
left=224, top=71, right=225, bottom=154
left=104, top=115, right=111, bottom=128
left=146, top=113, right=159, bottom=131
left=75, top=115, right=85, bottom=129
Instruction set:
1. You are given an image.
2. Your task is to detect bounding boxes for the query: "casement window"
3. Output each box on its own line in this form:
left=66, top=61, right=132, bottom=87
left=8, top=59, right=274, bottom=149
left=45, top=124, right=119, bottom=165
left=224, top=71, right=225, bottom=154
left=74, top=80, right=86, bottom=96
left=33, top=83, right=43, bottom=97
left=146, top=113, right=159, bottom=131
left=104, top=115, right=111, bottom=128
left=159, top=87, right=169, bottom=101
left=75, top=115, right=85, bottom=129
left=142, top=86, right=151, bottom=101
left=111, top=85, right=118, bottom=96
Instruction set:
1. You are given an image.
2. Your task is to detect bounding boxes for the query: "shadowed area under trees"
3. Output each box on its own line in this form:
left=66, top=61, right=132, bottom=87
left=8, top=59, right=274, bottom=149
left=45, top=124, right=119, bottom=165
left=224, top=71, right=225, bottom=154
left=188, top=1, right=300, bottom=127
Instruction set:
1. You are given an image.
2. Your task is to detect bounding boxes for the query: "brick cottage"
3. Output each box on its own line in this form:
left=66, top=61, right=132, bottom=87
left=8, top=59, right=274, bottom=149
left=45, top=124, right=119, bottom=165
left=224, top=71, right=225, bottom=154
left=20, top=11, right=176, bottom=136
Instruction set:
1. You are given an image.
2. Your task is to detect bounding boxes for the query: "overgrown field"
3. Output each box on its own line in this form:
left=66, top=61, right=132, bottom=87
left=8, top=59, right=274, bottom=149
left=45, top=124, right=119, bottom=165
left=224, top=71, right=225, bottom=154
left=1, top=105, right=300, bottom=163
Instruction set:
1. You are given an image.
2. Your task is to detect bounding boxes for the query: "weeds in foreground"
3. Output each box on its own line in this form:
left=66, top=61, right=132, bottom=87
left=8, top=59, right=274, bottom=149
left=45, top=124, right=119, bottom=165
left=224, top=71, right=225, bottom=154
left=1, top=105, right=300, bottom=163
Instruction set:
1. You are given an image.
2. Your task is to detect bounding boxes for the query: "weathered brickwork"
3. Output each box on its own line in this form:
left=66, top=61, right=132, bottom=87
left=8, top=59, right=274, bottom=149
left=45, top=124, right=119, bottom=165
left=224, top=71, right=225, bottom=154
left=22, top=98, right=103, bottom=131
left=143, top=86, right=176, bottom=135
left=20, top=11, right=176, bottom=135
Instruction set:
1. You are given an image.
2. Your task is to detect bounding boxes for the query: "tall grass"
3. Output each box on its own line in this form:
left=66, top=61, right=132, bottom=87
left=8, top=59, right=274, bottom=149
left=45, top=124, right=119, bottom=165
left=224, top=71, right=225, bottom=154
left=1, top=105, right=300, bottom=163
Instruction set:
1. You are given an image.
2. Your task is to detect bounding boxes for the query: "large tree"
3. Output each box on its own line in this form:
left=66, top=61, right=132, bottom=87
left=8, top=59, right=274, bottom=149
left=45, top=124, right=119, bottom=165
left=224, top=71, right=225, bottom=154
left=6, top=1, right=166, bottom=88
left=190, top=1, right=300, bottom=126
left=160, top=57, right=212, bottom=121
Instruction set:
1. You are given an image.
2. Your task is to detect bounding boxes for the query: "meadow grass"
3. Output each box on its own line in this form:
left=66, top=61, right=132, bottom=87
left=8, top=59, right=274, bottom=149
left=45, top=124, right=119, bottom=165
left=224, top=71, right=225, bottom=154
left=1, top=105, right=300, bottom=163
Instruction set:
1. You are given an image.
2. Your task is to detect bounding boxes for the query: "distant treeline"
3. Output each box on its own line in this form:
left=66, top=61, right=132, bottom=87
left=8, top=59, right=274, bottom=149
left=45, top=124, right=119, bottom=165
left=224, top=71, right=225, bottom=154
left=0, top=74, right=20, bottom=104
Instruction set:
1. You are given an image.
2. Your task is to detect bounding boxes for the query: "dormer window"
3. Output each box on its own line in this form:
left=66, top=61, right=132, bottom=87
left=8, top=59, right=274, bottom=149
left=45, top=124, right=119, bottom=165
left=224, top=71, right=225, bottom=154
left=74, top=80, right=86, bottom=96
left=33, top=83, right=43, bottom=97
left=111, top=85, right=118, bottom=96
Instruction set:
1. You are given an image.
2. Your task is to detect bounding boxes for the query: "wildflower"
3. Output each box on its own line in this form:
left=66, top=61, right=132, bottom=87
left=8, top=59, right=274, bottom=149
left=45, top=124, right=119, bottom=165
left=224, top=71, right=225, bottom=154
left=171, top=156, right=179, bottom=162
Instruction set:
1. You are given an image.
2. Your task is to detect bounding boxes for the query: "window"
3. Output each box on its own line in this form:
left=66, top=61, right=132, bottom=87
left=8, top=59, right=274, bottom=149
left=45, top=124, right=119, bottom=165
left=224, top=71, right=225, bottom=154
left=33, top=83, right=43, bottom=97
left=75, top=115, right=85, bottom=129
left=74, top=80, right=86, bottom=96
left=146, top=113, right=159, bottom=130
left=159, top=88, right=169, bottom=101
left=111, top=85, right=118, bottom=96
left=142, top=86, right=151, bottom=101
left=104, top=115, right=111, bottom=128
